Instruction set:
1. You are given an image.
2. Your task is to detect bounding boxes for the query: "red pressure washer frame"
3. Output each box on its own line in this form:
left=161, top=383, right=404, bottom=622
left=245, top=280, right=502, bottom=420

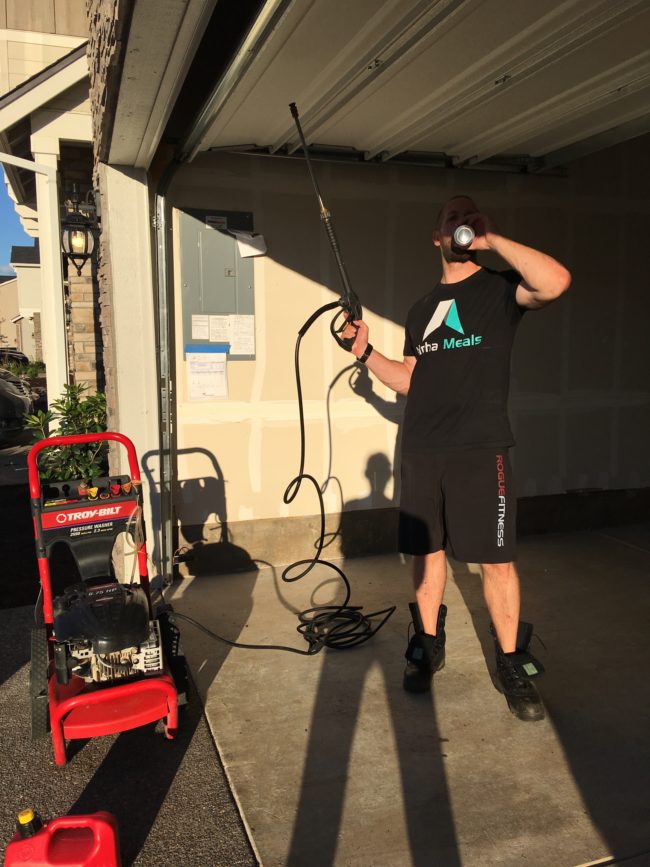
left=28, top=432, right=178, bottom=767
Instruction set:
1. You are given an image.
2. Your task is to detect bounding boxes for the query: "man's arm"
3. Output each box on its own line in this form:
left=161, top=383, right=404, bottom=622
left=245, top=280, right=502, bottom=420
left=489, top=234, right=572, bottom=309
left=343, top=320, right=416, bottom=395
left=365, top=350, right=416, bottom=396
left=469, top=214, right=571, bottom=309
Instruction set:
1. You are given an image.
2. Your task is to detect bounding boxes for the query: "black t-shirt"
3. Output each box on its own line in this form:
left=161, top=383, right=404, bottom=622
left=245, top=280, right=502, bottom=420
left=402, top=267, right=524, bottom=453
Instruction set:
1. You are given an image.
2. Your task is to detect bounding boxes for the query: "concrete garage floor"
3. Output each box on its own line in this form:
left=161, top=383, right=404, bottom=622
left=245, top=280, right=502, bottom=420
left=170, top=523, right=650, bottom=867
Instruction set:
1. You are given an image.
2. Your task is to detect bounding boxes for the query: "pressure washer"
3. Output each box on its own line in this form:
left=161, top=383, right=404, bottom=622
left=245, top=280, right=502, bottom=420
left=27, top=432, right=184, bottom=767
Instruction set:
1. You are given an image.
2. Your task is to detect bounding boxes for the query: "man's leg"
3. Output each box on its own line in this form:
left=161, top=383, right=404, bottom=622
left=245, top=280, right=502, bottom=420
left=480, top=561, right=520, bottom=652
left=413, top=550, right=447, bottom=635
left=481, top=561, right=544, bottom=721
left=403, top=550, right=448, bottom=693
left=399, top=452, right=447, bottom=693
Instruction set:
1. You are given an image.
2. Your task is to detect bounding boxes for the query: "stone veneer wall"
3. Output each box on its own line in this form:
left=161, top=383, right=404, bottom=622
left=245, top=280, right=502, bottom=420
left=86, top=0, right=133, bottom=425
left=33, top=312, right=42, bottom=361
left=67, top=258, right=104, bottom=393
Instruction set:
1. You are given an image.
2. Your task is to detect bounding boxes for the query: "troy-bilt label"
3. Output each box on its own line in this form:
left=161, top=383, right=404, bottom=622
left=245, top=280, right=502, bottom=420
left=41, top=502, right=137, bottom=529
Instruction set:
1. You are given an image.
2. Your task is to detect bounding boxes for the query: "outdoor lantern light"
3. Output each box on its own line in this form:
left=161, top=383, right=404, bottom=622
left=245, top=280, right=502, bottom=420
left=61, top=184, right=97, bottom=276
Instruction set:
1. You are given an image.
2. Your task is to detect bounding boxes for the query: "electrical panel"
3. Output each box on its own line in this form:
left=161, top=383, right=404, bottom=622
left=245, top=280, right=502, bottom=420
left=178, top=208, right=255, bottom=360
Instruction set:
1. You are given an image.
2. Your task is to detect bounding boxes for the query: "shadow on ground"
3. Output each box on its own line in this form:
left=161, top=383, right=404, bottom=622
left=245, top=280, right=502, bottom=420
left=450, top=524, right=650, bottom=863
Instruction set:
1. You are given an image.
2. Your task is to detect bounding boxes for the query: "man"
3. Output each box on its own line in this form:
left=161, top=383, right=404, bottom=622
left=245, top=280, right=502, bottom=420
left=342, top=195, right=570, bottom=721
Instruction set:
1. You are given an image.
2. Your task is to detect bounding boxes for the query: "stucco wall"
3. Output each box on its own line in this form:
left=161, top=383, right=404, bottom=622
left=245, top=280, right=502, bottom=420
left=167, top=135, right=650, bottom=536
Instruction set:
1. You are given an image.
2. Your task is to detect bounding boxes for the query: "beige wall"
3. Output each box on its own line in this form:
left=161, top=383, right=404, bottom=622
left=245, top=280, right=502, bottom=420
left=0, top=276, right=19, bottom=348
left=14, top=262, right=40, bottom=307
left=0, top=9, right=87, bottom=95
left=0, top=276, right=37, bottom=357
left=13, top=263, right=39, bottom=358
left=0, top=1, right=87, bottom=37
left=168, top=134, right=650, bottom=530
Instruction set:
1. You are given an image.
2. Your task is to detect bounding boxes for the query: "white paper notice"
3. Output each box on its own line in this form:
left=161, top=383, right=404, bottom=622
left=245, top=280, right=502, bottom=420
left=191, top=314, right=209, bottom=340
left=229, top=315, right=255, bottom=355
left=209, top=315, right=230, bottom=343
left=187, top=351, right=227, bottom=400
left=230, top=230, right=267, bottom=258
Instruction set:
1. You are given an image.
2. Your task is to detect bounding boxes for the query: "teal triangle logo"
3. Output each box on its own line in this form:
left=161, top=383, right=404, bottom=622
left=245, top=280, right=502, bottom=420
left=444, top=300, right=464, bottom=334
left=422, top=298, right=465, bottom=341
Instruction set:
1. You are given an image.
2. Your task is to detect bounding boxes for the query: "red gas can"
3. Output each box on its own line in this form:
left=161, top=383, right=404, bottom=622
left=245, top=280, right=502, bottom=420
left=4, top=810, right=121, bottom=867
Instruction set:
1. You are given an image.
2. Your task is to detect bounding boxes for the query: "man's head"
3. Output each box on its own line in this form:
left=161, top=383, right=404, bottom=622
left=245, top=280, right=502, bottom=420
left=433, top=195, right=479, bottom=264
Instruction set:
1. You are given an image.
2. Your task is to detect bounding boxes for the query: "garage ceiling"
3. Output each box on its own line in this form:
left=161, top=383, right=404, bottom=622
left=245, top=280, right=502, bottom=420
left=184, top=0, right=650, bottom=170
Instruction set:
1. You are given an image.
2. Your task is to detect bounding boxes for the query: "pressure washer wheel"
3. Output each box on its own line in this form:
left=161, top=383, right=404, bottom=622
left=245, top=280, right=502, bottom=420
left=29, top=625, right=50, bottom=739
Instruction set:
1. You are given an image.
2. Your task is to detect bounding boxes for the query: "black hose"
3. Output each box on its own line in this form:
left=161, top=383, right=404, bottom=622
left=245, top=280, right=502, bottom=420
left=172, top=302, right=395, bottom=655
left=280, top=303, right=395, bottom=650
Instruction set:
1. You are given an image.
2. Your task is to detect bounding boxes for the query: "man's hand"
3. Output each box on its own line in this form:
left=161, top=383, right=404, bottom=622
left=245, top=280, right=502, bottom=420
left=342, top=319, right=369, bottom=359
left=466, top=211, right=498, bottom=251
left=462, top=211, right=571, bottom=307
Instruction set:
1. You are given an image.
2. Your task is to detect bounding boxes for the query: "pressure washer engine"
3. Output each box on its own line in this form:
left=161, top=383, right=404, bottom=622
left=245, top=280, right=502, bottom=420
left=51, top=581, right=165, bottom=686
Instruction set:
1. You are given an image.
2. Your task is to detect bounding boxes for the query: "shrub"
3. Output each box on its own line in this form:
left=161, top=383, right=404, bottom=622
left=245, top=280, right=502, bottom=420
left=24, top=383, right=108, bottom=481
left=1, top=360, right=45, bottom=379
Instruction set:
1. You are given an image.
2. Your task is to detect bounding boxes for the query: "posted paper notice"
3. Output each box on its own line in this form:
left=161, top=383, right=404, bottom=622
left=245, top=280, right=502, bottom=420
left=207, top=314, right=255, bottom=356
left=230, top=230, right=267, bottom=258
left=209, top=315, right=230, bottom=343
left=187, top=350, right=228, bottom=400
left=191, top=314, right=209, bottom=340
left=230, top=315, right=255, bottom=355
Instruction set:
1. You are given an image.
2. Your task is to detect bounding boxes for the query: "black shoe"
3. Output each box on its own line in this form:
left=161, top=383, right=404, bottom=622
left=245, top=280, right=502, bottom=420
left=403, top=603, right=446, bottom=693
left=491, top=622, right=545, bottom=722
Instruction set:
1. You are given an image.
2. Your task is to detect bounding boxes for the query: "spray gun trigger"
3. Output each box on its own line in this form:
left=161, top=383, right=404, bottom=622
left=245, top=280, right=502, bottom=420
left=331, top=302, right=362, bottom=351
left=341, top=296, right=362, bottom=323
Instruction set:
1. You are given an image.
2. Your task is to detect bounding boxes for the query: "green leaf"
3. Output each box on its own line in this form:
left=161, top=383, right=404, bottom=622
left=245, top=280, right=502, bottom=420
left=32, top=386, right=109, bottom=480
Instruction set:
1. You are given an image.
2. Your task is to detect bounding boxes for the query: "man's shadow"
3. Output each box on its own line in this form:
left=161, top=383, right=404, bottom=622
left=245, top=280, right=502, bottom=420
left=286, top=365, right=462, bottom=867
left=321, top=364, right=405, bottom=556
left=348, top=364, right=405, bottom=505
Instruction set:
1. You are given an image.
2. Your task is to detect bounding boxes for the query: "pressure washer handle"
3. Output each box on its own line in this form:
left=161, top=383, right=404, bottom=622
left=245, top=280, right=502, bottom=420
left=330, top=297, right=363, bottom=352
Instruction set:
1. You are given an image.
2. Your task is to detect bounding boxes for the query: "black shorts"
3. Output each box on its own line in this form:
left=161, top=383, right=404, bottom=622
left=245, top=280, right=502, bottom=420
left=398, top=448, right=517, bottom=563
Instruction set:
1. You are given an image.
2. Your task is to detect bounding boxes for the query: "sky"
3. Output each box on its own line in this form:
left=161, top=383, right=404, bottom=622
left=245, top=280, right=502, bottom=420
left=0, top=170, right=33, bottom=275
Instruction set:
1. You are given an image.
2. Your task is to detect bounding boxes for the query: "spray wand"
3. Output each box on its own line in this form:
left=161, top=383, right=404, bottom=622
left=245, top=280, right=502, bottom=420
left=289, top=102, right=362, bottom=351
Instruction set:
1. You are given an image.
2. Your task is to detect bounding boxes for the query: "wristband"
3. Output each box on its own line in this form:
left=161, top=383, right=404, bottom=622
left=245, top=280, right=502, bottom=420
left=357, top=343, right=373, bottom=364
